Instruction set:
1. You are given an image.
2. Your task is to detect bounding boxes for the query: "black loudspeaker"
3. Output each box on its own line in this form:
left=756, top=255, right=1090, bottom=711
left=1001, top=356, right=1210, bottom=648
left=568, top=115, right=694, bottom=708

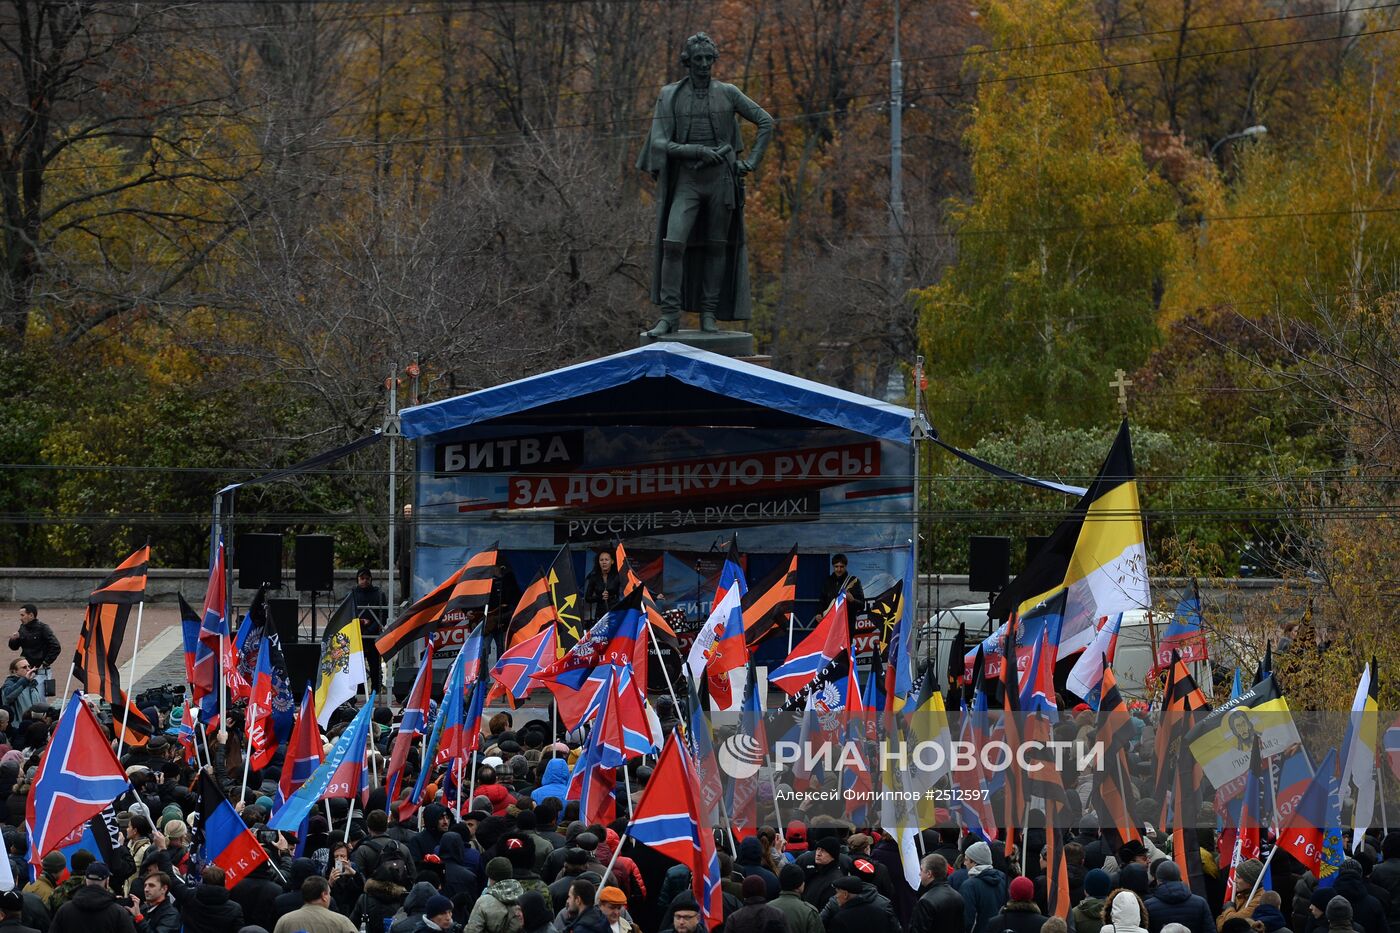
left=283, top=643, right=321, bottom=699
left=1024, top=535, right=1051, bottom=568
left=294, top=534, right=335, bottom=592
left=269, top=597, right=299, bottom=646
left=236, top=533, right=282, bottom=589
left=968, top=536, right=1011, bottom=594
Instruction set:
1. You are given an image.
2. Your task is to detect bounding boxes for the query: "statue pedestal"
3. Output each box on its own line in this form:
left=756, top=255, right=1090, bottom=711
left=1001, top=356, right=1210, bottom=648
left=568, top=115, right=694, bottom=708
left=639, top=328, right=755, bottom=357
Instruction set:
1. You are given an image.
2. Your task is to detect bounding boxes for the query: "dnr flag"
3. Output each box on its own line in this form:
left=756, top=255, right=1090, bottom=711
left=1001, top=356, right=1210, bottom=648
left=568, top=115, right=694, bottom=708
left=314, top=595, right=366, bottom=727
left=1187, top=673, right=1300, bottom=787
left=991, top=420, right=1149, bottom=654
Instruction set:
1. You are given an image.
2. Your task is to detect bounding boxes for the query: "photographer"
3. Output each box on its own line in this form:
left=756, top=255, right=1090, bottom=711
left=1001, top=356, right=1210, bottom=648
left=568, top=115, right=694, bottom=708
left=8, top=605, right=59, bottom=700
left=1, top=659, right=41, bottom=723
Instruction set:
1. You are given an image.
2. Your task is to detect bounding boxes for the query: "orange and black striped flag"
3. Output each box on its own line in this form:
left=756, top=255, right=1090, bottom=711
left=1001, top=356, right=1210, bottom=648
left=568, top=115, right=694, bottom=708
left=376, top=563, right=467, bottom=659
left=507, top=571, right=557, bottom=648
left=442, top=544, right=500, bottom=618
left=742, top=547, right=798, bottom=647
left=614, top=540, right=678, bottom=643
left=73, top=547, right=153, bottom=746
left=1153, top=650, right=1211, bottom=821
left=90, top=545, right=149, bottom=605
left=1090, top=660, right=1141, bottom=853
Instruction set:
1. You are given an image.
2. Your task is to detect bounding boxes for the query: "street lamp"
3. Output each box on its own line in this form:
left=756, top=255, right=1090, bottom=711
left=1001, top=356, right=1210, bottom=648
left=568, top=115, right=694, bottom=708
left=1209, top=124, right=1267, bottom=159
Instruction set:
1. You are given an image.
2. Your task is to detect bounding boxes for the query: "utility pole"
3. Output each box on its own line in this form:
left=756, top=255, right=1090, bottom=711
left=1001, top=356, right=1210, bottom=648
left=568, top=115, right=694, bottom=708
left=884, top=0, right=907, bottom=402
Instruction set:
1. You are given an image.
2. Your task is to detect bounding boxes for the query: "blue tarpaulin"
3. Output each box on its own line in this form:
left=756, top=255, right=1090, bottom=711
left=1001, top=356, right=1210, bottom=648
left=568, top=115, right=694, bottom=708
left=398, top=343, right=918, bottom=443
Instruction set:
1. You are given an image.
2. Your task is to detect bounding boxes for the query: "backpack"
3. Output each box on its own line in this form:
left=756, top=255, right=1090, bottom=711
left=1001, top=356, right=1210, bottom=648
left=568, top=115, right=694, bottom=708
left=358, top=836, right=412, bottom=887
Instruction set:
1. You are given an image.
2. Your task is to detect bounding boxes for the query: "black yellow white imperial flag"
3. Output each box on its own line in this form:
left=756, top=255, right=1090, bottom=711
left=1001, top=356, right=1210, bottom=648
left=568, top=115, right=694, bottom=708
left=990, top=420, right=1150, bottom=656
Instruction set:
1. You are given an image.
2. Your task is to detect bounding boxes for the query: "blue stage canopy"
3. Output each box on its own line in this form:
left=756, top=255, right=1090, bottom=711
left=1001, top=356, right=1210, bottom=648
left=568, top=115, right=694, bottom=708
left=399, top=343, right=918, bottom=444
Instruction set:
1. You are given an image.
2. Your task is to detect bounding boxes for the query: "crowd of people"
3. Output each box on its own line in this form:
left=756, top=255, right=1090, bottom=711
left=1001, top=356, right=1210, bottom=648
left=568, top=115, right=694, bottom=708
left=0, top=684, right=1393, bottom=933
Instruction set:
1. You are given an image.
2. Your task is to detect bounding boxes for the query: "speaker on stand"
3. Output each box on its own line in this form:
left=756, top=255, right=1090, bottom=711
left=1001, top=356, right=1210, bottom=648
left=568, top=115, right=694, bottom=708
left=236, top=534, right=283, bottom=590
left=968, top=535, right=1011, bottom=636
left=295, top=534, right=336, bottom=640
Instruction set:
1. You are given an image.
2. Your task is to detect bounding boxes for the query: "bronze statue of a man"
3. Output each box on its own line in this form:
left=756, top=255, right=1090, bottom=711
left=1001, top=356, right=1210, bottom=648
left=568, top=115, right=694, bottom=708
left=637, top=32, right=773, bottom=336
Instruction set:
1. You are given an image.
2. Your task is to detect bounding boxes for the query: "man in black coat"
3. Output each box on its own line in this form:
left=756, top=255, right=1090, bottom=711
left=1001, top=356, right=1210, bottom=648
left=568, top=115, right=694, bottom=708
left=802, top=838, right=844, bottom=909
left=168, top=866, right=244, bottom=933
left=408, top=804, right=450, bottom=862
left=723, top=877, right=788, bottom=933
left=909, top=854, right=963, bottom=933
left=825, top=877, right=899, bottom=933
left=1367, top=833, right=1400, bottom=933
left=0, top=890, right=40, bottom=933
left=49, top=865, right=136, bottom=933
left=8, top=605, right=59, bottom=695
left=129, top=872, right=180, bottom=933
left=1143, top=861, right=1214, bottom=933
left=229, top=858, right=284, bottom=931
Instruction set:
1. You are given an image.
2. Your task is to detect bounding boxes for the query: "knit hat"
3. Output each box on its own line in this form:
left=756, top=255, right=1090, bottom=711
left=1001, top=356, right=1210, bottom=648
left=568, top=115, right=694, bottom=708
left=41, top=852, right=66, bottom=873
left=1235, top=858, right=1263, bottom=890
left=1325, top=895, right=1353, bottom=924
left=486, top=857, right=513, bottom=882
left=598, top=886, right=628, bottom=906
left=1155, top=860, right=1182, bottom=883
left=1311, top=888, right=1336, bottom=911
left=814, top=836, right=841, bottom=859
left=0, top=891, right=21, bottom=913
left=425, top=895, right=454, bottom=917
left=741, top=876, right=767, bottom=899
left=1382, top=832, right=1400, bottom=859
left=1083, top=869, right=1112, bottom=898
left=1009, top=876, right=1034, bottom=902
left=965, top=841, right=992, bottom=867
left=671, top=892, right=700, bottom=913
left=780, top=864, right=806, bottom=891
left=1120, top=863, right=1151, bottom=896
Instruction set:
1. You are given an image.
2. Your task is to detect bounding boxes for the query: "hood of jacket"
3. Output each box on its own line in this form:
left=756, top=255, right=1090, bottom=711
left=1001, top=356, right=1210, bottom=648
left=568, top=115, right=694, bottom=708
left=1108, top=891, right=1144, bottom=928
left=1075, top=897, right=1104, bottom=920
left=289, top=858, right=319, bottom=885
left=486, top=879, right=524, bottom=905
left=539, top=759, right=570, bottom=787
left=737, top=837, right=763, bottom=865
left=479, top=783, right=515, bottom=815
left=365, top=878, right=407, bottom=900
left=403, top=882, right=439, bottom=916
left=1150, top=881, right=1193, bottom=905
left=194, top=885, right=233, bottom=907
left=1251, top=903, right=1289, bottom=932
left=1332, top=866, right=1369, bottom=902
left=1000, top=901, right=1040, bottom=913
left=420, top=804, right=447, bottom=833
left=71, top=885, right=119, bottom=912
left=439, top=832, right=467, bottom=866
left=970, top=867, right=1005, bottom=889
left=841, top=888, right=877, bottom=909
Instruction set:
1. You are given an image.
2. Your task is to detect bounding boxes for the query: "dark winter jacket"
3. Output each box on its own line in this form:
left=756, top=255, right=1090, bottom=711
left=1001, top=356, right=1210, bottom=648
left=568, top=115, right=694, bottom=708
left=230, top=864, right=284, bottom=931
left=439, top=833, right=481, bottom=902
left=722, top=896, right=788, bottom=933
left=9, top=620, right=60, bottom=669
left=825, top=888, right=900, bottom=933
left=1072, top=896, right=1106, bottom=933
left=1366, top=858, right=1400, bottom=933
left=408, top=805, right=448, bottom=862
left=133, top=897, right=180, bottom=933
left=1144, top=880, right=1215, bottom=933
left=1250, top=903, right=1293, bottom=933
left=870, top=837, right=916, bottom=927
left=172, top=883, right=245, bottom=933
left=353, top=879, right=409, bottom=933
left=1332, top=866, right=1387, bottom=933
left=909, top=880, right=964, bottom=933
left=0, top=914, right=42, bottom=933
left=735, top=839, right=780, bottom=901
left=957, top=868, right=1009, bottom=933
left=561, top=906, right=610, bottom=933
left=50, top=884, right=137, bottom=933
left=801, top=861, right=841, bottom=910
left=985, top=901, right=1044, bottom=933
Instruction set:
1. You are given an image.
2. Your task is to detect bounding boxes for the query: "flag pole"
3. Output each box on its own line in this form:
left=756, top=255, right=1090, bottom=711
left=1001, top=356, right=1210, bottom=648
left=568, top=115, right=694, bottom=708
left=197, top=714, right=213, bottom=767
left=596, top=832, right=629, bottom=898
left=621, top=762, right=634, bottom=811
left=239, top=699, right=256, bottom=806
left=1380, top=762, right=1390, bottom=835
left=787, top=612, right=795, bottom=655
left=115, top=597, right=147, bottom=761
left=550, top=700, right=558, bottom=758
left=455, top=757, right=464, bottom=816
left=644, top=615, right=682, bottom=714
left=1243, top=844, right=1278, bottom=907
